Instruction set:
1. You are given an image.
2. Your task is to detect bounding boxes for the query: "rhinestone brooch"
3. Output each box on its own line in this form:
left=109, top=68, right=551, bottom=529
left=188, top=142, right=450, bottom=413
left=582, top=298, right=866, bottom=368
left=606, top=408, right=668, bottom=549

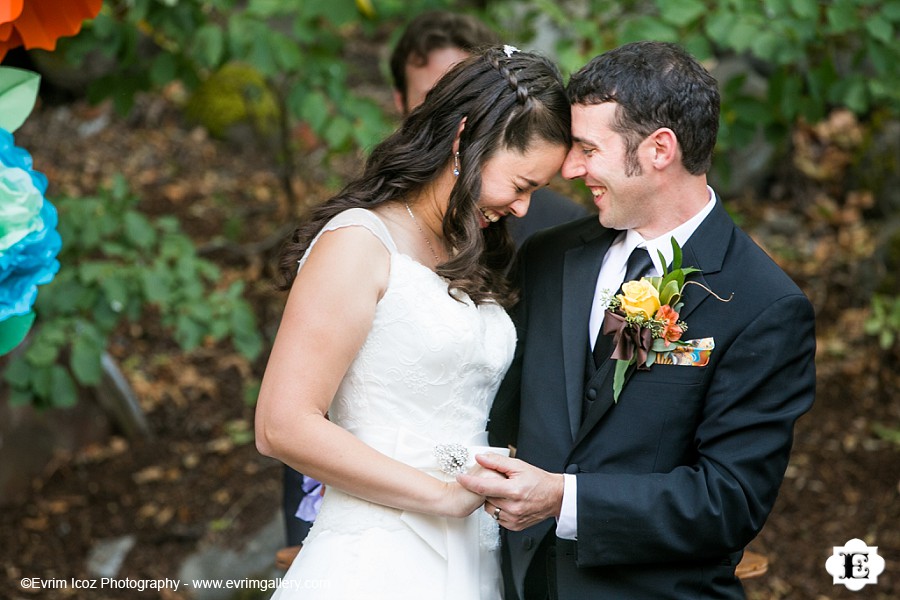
left=433, top=443, right=469, bottom=475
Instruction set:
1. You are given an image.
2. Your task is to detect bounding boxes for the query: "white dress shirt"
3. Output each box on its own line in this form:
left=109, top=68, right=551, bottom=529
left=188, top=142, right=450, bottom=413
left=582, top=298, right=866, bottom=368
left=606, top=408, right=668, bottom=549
left=556, top=187, right=717, bottom=540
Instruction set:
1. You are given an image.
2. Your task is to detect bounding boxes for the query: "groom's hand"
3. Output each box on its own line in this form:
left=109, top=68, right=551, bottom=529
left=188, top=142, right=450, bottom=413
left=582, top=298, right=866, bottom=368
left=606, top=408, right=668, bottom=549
left=456, top=454, right=564, bottom=531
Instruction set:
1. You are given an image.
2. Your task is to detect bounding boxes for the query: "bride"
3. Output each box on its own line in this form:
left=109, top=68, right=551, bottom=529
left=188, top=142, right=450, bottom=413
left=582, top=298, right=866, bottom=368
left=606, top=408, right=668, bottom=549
left=254, top=47, right=570, bottom=599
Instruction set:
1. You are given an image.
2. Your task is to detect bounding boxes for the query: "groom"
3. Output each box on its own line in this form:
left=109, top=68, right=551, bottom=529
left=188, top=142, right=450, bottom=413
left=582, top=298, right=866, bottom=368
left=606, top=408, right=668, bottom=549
left=458, top=41, right=816, bottom=599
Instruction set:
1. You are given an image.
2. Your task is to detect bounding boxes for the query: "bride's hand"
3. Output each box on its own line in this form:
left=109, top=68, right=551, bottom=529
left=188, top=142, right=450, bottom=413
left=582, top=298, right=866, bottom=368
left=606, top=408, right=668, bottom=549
left=440, top=464, right=508, bottom=518
left=440, top=481, right=485, bottom=518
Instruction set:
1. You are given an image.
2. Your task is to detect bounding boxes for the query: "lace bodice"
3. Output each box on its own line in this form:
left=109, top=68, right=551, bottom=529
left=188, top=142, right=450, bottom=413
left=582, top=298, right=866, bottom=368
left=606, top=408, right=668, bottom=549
left=299, top=208, right=515, bottom=451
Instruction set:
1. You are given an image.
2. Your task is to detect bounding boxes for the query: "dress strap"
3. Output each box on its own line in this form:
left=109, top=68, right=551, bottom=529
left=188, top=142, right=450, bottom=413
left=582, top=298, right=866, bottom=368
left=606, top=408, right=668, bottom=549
left=298, top=208, right=397, bottom=271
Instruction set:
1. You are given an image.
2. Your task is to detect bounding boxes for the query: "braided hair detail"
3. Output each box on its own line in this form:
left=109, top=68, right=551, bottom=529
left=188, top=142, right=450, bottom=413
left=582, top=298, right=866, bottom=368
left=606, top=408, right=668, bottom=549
left=488, top=51, right=532, bottom=108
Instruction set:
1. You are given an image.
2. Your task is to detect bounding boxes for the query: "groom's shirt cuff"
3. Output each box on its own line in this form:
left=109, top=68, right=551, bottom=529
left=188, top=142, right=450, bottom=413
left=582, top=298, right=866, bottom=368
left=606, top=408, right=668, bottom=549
left=555, top=473, right=577, bottom=540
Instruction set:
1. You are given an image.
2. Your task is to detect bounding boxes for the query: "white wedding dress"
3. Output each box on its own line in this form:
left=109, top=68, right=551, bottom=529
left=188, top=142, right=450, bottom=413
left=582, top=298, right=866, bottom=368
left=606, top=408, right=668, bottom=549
left=272, top=208, right=515, bottom=600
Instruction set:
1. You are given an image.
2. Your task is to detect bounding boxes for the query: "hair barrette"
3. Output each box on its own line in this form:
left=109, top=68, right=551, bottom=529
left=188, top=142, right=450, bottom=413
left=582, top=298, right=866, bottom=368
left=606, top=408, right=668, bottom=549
left=503, top=45, right=519, bottom=57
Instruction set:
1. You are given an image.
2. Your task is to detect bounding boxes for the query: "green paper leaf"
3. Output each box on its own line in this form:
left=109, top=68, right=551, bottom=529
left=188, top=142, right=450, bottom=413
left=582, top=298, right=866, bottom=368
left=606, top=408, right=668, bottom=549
left=0, top=67, right=41, bottom=132
left=0, top=312, right=36, bottom=355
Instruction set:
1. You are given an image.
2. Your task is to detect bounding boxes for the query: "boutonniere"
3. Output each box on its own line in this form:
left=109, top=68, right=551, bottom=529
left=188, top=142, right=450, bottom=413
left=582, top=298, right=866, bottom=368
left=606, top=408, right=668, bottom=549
left=604, top=238, right=729, bottom=402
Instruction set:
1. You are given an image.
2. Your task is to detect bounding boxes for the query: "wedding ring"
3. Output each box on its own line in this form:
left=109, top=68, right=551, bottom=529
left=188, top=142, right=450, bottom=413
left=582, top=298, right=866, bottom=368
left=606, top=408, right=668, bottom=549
left=492, top=506, right=501, bottom=521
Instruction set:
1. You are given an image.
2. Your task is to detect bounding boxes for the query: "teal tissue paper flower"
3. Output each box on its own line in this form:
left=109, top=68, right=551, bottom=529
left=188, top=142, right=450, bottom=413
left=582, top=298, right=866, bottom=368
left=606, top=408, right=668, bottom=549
left=0, top=127, right=60, bottom=322
left=0, top=165, right=45, bottom=251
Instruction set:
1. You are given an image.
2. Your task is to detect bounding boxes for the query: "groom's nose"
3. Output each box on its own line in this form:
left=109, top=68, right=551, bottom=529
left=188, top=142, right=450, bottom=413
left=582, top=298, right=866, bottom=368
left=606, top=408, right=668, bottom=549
left=561, top=147, right=586, bottom=180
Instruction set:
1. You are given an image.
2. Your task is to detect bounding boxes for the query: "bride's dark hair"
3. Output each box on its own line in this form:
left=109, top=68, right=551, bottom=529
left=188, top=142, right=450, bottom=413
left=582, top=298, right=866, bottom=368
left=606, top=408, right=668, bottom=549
left=278, top=47, right=571, bottom=307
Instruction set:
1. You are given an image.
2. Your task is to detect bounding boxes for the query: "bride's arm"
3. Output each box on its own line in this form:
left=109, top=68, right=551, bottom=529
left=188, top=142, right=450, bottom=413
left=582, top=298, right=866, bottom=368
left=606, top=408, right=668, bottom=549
left=255, top=226, right=483, bottom=519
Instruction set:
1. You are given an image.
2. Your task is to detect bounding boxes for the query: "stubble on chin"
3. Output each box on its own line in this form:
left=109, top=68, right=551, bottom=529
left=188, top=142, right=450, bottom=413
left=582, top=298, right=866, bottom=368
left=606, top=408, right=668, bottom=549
left=597, top=209, right=624, bottom=231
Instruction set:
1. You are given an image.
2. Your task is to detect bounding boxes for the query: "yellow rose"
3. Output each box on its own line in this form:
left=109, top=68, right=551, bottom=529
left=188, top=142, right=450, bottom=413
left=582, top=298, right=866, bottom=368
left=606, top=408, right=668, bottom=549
left=618, top=278, right=661, bottom=319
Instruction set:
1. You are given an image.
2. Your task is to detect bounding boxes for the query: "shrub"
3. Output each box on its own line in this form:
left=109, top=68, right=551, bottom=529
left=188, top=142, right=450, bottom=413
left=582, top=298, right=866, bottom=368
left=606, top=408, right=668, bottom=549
left=3, top=175, right=263, bottom=409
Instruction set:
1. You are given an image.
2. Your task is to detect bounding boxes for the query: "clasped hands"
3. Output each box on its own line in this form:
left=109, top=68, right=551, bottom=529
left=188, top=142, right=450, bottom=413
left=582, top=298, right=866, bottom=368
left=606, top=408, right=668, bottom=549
left=457, top=454, right=565, bottom=531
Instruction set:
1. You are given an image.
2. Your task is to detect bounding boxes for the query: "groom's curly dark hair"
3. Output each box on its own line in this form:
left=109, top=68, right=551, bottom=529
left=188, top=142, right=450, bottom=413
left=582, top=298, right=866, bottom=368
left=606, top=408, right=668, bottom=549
left=567, top=40, right=720, bottom=177
left=278, top=47, right=571, bottom=308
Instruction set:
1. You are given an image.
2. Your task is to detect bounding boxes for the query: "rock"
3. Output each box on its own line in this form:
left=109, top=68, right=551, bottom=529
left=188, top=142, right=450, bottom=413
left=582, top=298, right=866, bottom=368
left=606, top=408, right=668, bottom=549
left=177, top=511, right=284, bottom=599
left=854, top=119, right=900, bottom=218
left=184, top=63, right=280, bottom=144
left=86, top=535, right=137, bottom=578
left=94, top=352, right=151, bottom=440
left=708, top=56, right=777, bottom=198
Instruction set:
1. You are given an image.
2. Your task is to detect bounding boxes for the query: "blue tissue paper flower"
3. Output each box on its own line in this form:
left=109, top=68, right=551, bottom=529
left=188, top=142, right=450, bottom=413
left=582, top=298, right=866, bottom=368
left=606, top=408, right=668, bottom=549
left=0, top=127, right=61, bottom=322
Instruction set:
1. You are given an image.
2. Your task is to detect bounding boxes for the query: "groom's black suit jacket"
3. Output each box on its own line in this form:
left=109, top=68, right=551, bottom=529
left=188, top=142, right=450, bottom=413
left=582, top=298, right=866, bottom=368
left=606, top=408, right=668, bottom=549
left=488, top=199, right=816, bottom=599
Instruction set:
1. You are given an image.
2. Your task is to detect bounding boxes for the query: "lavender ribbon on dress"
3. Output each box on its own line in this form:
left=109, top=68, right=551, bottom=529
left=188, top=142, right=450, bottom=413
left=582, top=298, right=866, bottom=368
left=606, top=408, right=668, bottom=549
left=295, top=475, right=324, bottom=521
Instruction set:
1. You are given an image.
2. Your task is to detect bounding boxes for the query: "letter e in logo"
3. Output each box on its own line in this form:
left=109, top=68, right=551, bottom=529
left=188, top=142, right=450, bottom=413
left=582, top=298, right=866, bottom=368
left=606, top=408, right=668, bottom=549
left=825, top=538, right=885, bottom=591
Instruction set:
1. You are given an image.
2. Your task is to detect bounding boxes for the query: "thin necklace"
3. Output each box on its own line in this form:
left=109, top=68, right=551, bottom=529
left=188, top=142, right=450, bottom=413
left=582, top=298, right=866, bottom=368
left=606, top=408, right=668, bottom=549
left=404, top=202, right=440, bottom=264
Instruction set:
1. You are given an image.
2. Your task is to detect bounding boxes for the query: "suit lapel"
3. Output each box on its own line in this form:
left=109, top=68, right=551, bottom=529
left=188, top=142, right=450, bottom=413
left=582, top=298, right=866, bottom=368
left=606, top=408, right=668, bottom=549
left=561, top=227, right=615, bottom=440
left=677, top=198, right=732, bottom=322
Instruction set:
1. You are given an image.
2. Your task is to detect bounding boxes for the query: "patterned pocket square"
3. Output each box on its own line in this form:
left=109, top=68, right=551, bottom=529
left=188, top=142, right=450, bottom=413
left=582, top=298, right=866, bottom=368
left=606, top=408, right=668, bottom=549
left=655, top=337, right=714, bottom=367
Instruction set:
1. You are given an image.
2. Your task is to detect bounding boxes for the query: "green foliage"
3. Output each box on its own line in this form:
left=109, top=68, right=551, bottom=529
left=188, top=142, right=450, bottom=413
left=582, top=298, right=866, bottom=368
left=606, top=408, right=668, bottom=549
left=486, top=0, right=900, bottom=154
left=871, top=421, right=900, bottom=446
left=3, top=175, right=263, bottom=409
left=865, top=294, right=900, bottom=350
left=59, top=0, right=453, bottom=154
left=49, top=1, right=900, bottom=160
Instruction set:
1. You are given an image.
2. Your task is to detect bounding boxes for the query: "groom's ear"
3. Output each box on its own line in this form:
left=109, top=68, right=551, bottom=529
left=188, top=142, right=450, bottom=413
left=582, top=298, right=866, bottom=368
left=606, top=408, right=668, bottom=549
left=648, top=127, right=679, bottom=170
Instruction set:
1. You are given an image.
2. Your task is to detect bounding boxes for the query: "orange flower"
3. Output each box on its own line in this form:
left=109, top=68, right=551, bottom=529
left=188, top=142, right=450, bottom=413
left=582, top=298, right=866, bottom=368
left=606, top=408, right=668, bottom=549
left=0, top=0, right=102, bottom=61
left=655, top=304, right=684, bottom=345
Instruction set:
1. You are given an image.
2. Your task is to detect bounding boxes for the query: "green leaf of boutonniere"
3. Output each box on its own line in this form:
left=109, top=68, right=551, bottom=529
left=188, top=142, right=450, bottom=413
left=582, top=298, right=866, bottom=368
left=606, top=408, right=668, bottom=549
left=612, top=359, right=630, bottom=403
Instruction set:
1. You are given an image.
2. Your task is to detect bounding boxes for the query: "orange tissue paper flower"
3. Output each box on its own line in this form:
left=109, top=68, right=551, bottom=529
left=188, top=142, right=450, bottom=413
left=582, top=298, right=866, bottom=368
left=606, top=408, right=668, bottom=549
left=0, top=0, right=102, bottom=61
